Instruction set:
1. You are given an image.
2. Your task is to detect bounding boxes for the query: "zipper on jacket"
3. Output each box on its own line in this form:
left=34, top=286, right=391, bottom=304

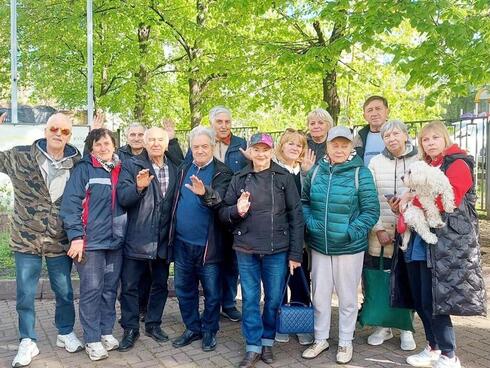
left=271, top=171, right=275, bottom=252
left=203, top=169, right=221, bottom=265
left=324, top=166, right=333, bottom=254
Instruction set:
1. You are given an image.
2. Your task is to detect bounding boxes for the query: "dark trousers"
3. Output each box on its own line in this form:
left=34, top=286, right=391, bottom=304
left=138, top=266, right=152, bottom=313
left=120, top=257, right=170, bottom=330
left=406, top=261, right=456, bottom=355
left=174, top=239, right=221, bottom=334
left=283, top=249, right=310, bottom=305
left=221, top=250, right=239, bottom=309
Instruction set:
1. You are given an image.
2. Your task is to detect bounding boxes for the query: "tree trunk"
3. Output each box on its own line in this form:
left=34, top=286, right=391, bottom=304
left=188, top=78, right=203, bottom=128
left=134, top=23, right=151, bottom=124
left=323, top=70, right=340, bottom=125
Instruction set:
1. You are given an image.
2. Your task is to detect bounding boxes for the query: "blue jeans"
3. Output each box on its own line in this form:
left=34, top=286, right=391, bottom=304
left=174, top=239, right=221, bottom=334
left=236, top=251, right=287, bottom=353
left=221, top=250, right=239, bottom=309
left=76, top=249, right=122, bottom=343
left=406, top=261, right=456, bottom=355
left=15, top=252, right=75, bottom=341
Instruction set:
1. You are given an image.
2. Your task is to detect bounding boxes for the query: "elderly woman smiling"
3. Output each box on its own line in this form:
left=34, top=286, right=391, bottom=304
left=301, top=126, right=379, bottom=364
left=220, top=133, right=304, bottom=368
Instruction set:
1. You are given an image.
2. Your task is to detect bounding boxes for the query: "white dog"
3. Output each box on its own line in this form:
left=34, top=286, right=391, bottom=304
left=400, top=161, right=455, bottom=249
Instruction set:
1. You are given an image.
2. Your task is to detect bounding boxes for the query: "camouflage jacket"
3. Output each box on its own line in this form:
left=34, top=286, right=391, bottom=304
left=0, top=139, right=80, bottom=257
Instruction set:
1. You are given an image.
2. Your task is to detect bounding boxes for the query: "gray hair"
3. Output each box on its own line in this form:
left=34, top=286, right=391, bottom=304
left=125, top=122, right=146, bottom=137
left=380, top=120, right=409, bottom=139
left=307, top=108, right=333, bottom=127
left=189, top=126, right=216, bottom=146
left=209, top=106, right=232, bottom=124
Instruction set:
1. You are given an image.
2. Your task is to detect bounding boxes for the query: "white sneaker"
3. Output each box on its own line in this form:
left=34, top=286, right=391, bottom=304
left=85, top=342, right=108, bottom=361
left=407, top=345, right=442, bottom=367
left=432, top=355, right=461, bottom=368
left=400, top=330, right=416, bottom=351
left=367, top=327, right=393, bottom=346
left=101, top=335, right=119, bottom=351
left=275, top=332, right=290, bottom=343
left=336, top=343, right=353, bottom=364
left=12, top=338, right=39, bottom=367
left=297, top=333, right=314, bottom=346
left=302, top=340, right=329, bottom=359
left=56, top=332, right=83, bottom=353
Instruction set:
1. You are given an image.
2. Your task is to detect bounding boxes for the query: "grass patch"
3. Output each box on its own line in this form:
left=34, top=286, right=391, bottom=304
left=0, top=231, right=15, bottom=278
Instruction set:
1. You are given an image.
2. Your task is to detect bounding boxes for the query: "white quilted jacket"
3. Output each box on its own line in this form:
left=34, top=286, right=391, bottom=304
left=367, top=144, right=419, bottom=258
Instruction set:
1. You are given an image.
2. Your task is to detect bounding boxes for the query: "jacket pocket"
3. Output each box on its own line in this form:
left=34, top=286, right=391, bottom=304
left=447, top=215, right=471, bottom=235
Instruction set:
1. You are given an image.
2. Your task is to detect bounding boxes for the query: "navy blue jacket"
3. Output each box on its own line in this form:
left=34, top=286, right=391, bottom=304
left=169, top=158, right=233, bottom=264
left=117, top=151, right=178, bottom=260
left=60, top=155, right=126, bottom=251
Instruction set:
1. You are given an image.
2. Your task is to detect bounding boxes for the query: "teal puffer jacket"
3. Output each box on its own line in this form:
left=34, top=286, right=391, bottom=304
left=302, top=155, right=380, bottom=255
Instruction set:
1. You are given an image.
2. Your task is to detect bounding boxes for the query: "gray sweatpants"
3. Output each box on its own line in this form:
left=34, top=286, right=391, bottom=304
left=311, top=250, right=364, bottom=343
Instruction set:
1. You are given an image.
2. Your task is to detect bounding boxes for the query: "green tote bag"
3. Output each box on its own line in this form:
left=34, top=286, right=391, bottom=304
left=358, top=247, right=414, bottom=332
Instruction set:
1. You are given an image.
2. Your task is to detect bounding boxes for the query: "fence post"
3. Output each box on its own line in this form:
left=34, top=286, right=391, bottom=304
left=486, top=117, right=490, bottom=218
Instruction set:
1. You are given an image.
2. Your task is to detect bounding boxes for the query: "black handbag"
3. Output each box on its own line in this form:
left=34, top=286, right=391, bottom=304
left=275, top=268, right=314, bottom=334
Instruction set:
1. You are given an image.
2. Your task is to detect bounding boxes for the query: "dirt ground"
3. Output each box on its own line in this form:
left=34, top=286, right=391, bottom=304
left=479, top=218, right=490, bottom=266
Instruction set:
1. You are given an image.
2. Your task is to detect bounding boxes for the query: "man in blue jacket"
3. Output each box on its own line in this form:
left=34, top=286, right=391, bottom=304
left=116, top=127, right=179, bottom=351
left=209, top=106, right=247, bottom=322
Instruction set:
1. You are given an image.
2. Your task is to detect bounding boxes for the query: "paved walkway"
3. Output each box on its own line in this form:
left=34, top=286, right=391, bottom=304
left=1, top=294, right=489, bottom=368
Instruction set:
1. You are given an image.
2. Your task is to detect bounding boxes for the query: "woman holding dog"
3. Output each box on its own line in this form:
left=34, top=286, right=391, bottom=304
left=366, top=120, right=418, bottom=351
left=301, top=126, right=379, bottom=364
left=392, top=121, right=486, bottom=368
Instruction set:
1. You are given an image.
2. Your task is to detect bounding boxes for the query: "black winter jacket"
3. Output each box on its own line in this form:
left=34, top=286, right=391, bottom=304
left=219, top=161, right=304, bottom=262
left=117, top=151, right=178, bottom=260
left=169, top=158, right=233, bottom=264
left=391, top=153, right=487, bottom=316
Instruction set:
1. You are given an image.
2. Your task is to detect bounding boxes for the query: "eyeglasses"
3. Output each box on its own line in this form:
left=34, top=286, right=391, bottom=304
left=49, top=126, right=71, bottom=136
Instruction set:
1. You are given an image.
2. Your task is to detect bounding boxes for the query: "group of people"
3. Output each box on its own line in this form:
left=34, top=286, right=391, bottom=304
left=0, top=95, right=485, bottom=368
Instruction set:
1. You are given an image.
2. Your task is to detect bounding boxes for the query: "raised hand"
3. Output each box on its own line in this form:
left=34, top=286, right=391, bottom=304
left=136, top=169, right=154, bottom=190
left=301, top=148, right=316, bottom=173
left=92, top=109, right=105, bottom=129
left=237, top=191, right=251, bottom=216
left=239, top=147, right=252, bottom=161
left=163, top=121, right=176, bottom=140
left=0, top=112, right=7, bottom=124
left=185, top=175, right=205, bottom=195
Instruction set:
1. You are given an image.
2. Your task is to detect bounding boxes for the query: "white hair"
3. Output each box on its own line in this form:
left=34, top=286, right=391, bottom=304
left=125, top=122, right=146, bottom=137
left=380, top=119, right=409, bottom=139
left=209, top=106, right=232, bottom=124
left=143, top=127, right=169, bottom=145
left=307, top=108, right=333, bottom=127
left=189, top=126, right=216, bottom=146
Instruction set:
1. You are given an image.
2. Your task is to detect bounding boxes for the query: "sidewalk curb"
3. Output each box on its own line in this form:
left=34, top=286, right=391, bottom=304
left=0, top=276, right=177, bottom=300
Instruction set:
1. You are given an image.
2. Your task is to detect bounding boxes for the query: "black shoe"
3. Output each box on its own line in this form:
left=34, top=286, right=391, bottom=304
left=145, top=326, right=169, bottom=342
left=172, top=329, right=202, bottom=348
left=261, top=346, right=274, bottom=364
left=238, top=351, right=261, bottom=368
left=221, top=307, right=242, bottom=322
left=202, top=332, right=217, bottom=352
left=118, top=329, right=140, bottom=352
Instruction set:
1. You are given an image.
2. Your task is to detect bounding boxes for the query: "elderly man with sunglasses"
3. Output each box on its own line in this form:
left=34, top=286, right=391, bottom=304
left=0, top=112, right=83, bottom=367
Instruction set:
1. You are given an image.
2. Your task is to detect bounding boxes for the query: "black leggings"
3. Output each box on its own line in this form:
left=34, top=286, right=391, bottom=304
left=406, top=261, right=456, bottom=356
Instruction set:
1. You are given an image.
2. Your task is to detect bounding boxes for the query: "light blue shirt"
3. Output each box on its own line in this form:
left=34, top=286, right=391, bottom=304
left=363, top=131, right=385, bottom=166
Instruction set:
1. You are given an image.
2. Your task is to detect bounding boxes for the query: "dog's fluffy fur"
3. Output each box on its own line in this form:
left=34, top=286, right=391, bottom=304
left=400, top=161, right=455, bottom=249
